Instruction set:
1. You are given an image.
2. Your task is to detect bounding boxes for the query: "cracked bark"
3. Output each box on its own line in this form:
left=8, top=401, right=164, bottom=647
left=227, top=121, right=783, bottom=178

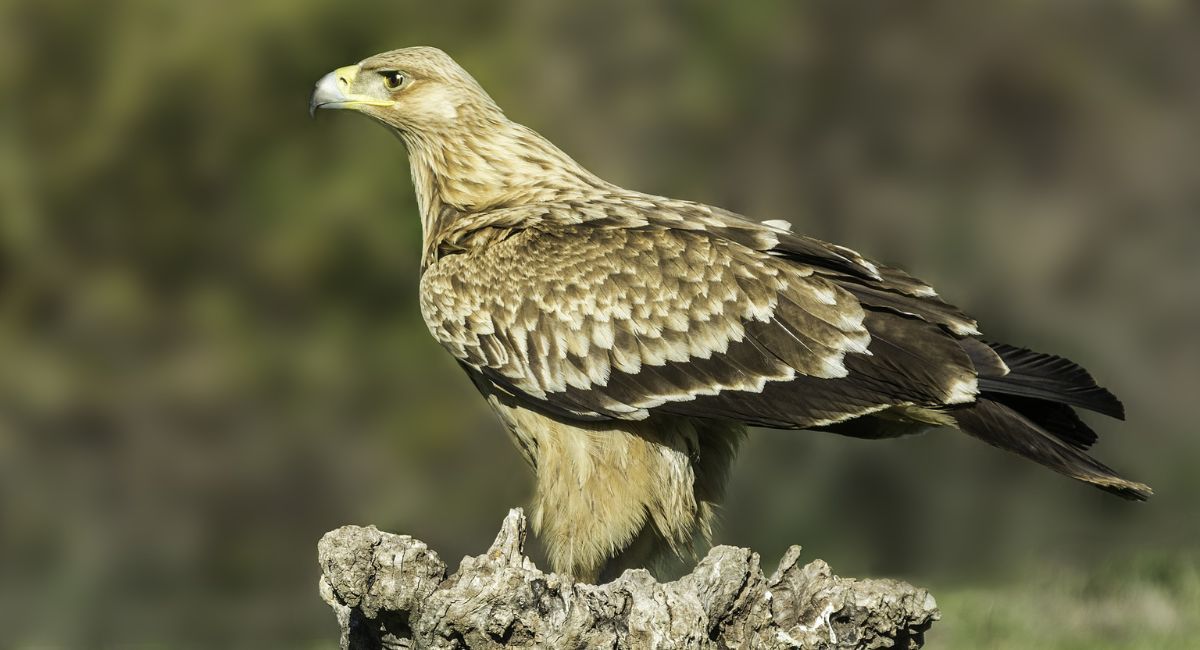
left=318, top=509, right=939, bottom=649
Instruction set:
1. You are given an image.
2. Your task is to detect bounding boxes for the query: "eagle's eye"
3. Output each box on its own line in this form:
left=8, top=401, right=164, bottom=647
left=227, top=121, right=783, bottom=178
left=381, top=71, right=406, bottom=90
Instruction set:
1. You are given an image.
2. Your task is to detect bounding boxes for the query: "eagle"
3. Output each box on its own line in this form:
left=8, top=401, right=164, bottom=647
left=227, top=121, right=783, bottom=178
left=311, top=47, right=1150, bottom=583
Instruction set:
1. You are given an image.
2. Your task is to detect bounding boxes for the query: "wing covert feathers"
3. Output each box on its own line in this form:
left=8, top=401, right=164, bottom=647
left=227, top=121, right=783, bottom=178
left=421, top=217, right=980, bottom=428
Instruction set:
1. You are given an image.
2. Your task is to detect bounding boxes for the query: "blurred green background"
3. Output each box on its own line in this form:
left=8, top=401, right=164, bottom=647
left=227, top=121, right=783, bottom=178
left=2, top=1, right=1198, bottom=648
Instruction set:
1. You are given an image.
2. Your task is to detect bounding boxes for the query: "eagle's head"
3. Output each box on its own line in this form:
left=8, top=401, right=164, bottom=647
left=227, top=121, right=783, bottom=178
left=311, top=46, right=601, bottom=236
left=310, top=46, right=502, bottom=135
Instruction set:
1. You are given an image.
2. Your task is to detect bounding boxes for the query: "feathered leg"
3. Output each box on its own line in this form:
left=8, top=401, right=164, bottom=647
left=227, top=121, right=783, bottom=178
left=488, top=392, right=743, bottom=581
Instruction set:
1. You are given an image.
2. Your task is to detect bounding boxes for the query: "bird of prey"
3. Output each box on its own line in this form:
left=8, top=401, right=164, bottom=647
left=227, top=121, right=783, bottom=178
left=311, top=47, right=1151, bottom=583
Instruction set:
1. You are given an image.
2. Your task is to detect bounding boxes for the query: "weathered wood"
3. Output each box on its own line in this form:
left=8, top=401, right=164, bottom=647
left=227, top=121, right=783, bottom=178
left=318, top=509, right=938, bottom=649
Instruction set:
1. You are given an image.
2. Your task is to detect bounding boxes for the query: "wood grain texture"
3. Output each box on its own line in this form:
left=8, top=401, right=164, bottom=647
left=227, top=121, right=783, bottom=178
left=318, top=510, right=940, bottom=649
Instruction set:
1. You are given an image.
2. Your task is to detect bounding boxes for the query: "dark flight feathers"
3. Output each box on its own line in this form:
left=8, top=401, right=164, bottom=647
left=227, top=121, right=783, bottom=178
left=979, top=343, right=1126, bottom=419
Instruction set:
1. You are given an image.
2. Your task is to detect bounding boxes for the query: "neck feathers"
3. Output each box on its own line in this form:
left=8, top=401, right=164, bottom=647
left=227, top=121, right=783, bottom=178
left=399, top=116, right=607, bottom=262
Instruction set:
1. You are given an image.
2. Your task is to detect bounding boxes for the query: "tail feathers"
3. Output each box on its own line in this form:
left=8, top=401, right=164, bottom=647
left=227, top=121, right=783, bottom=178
left=978, top=342, right=1125, bottom=420
left=989, top=394, right=1099, bottom=451
left=954, top=398, right=1152, bottom=501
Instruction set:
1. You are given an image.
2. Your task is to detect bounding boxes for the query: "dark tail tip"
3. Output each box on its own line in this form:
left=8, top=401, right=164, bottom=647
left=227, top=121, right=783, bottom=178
left=1094, top=476, right=1154, bottom=502
left=955, top=398, right=1151, bottom=501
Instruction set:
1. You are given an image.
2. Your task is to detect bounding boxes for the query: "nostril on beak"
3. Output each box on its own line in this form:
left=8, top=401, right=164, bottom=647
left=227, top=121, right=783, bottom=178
left=337, top=75, right=349, bottom=89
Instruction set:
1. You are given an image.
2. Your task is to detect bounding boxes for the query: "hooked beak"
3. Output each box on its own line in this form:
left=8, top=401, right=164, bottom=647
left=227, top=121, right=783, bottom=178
left=309, top=65, right=394, bottom=117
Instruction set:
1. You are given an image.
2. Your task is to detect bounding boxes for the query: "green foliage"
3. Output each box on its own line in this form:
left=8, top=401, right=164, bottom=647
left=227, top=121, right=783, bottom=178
left=932, top=554, right=1200, bottom=649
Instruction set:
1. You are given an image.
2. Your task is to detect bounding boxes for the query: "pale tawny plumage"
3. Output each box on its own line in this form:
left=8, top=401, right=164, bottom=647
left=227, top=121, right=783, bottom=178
left=311, top=47, right=1151, bottom=582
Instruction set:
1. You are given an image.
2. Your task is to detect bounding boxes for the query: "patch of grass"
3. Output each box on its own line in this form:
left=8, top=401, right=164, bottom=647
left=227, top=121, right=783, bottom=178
left=927, top=554, right=1200, bottom=649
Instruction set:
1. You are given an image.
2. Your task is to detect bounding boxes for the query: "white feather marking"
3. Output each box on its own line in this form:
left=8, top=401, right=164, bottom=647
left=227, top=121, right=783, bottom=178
left=663, top=337, right=693, bottom=363
left=539, top=369, right=566, bottom=394
left=627, top=365, right=797, bottom=409
left=591, top=320, right=615, bottom=350
left=638, top=337, right=668, bottom=366
left=761, top=219, right=793, bottom=231
left=811, top=286, right=838, bottom=306
left=631, top=319, right=663, bottom=339
left=562, top=359, right=593, bottom=391
left=945, top=376, right=979, bottom=404
left=820, top=353, right=850, bottom=378
left=742, top=295, right=779, bottom=323
left=842, top=331, right=873, bottom=355
left=950, top=321, right=982, bottom=336
left=806, top=402, right=894, bottom=428
left=584, top=352, right=611, bottom=386
left=611, top=344, right=642, bottom=374
left=663, top=311, right=690, bottom=331
left=686, top=328, right=725, bottom=358
left=565, top=331, right=590, bottom=358
left=609, top=302, right=633, bottom=320
left=624, top=408, right=651, bottom=420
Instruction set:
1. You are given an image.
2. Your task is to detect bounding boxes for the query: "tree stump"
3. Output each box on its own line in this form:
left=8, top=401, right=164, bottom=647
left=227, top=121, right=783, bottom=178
left=318, top=509, right=939, bottom=649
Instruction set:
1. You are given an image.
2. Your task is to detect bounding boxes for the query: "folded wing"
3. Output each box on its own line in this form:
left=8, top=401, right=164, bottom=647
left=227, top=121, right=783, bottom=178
left=420, top=220, right=979, bottom=428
